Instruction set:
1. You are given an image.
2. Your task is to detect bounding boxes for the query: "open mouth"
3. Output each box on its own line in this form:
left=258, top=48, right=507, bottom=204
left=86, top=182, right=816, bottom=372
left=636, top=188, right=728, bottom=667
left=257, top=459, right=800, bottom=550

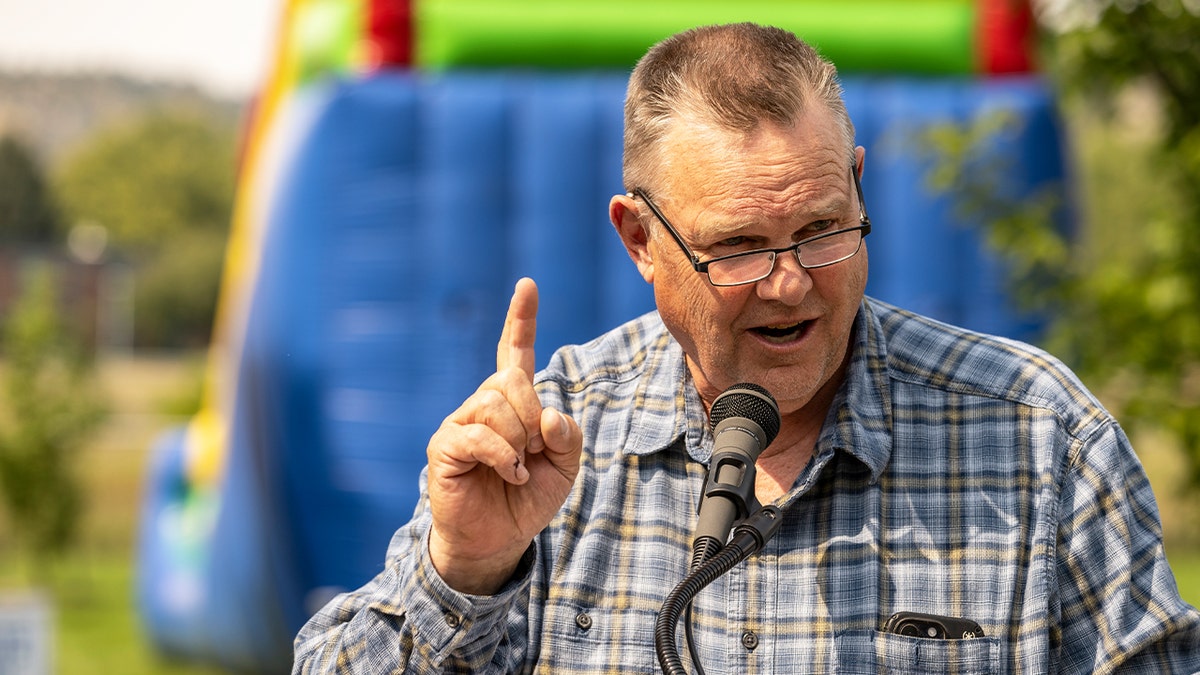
left=751, top=321, right=809, bottom=344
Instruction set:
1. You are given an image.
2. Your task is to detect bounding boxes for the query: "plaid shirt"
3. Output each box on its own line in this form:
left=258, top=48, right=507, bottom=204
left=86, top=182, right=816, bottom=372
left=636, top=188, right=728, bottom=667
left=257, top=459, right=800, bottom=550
left=294, top=297, right=1200, bottom=673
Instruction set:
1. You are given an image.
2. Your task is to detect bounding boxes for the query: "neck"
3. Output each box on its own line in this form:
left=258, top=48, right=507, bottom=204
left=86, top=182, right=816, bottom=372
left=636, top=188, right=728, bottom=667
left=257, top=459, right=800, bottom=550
left=752, top=366, right=844, bottom=503
left=753, top=412, right=824, bottom=504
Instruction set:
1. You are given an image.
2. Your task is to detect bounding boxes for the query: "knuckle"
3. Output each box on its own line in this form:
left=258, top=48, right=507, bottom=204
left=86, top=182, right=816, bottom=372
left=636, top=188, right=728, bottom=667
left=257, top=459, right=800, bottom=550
left=494, top=366, right=529, bottom=388
left=473, top=386, right=507, bottom=410
left=461, top=423, right=497, bottom=449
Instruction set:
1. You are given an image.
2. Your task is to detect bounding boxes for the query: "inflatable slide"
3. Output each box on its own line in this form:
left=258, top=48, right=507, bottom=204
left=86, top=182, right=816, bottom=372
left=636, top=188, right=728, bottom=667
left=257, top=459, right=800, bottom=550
left=136, top=1, right=1067, bottom=670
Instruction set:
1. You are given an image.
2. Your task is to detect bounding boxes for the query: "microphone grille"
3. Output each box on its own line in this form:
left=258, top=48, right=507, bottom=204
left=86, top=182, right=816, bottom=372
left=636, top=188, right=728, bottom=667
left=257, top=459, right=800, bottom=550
left=709, top=383, right=781, bottom=445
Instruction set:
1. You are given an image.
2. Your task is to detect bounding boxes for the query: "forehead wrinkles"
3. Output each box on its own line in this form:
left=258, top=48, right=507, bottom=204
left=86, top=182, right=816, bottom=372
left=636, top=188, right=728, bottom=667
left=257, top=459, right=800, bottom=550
left=660, top=112, right=848, bottom=209
left=687, top=152, right=850, bottom=238
left=645, top=117, right=856, bottom=252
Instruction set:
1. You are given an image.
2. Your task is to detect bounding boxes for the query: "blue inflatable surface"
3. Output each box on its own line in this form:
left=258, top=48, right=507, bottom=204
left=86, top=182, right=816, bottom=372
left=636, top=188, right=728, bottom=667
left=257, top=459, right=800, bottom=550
left=137, top=71, right=1068, bottom=672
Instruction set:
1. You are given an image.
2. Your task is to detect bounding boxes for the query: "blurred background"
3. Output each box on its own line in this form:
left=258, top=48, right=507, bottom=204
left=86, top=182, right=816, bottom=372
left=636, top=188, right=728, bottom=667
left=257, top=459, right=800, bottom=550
left=1, top=0, right=1198, bottom=672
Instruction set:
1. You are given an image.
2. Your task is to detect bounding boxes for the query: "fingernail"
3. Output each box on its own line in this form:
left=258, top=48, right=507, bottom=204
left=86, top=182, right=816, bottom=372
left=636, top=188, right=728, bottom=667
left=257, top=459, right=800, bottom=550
left=514, top=462, right=529, bottom=483
left=556, top=411, right=571, bottom=435
left=529, top=433, right=545, bottom=453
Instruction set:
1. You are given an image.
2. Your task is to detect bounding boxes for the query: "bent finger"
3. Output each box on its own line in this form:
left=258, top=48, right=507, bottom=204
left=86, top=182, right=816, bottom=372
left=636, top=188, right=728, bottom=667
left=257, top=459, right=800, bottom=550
left=475, top=369, right=546, bottom=454
left=430, top=422, right=530, bottom=485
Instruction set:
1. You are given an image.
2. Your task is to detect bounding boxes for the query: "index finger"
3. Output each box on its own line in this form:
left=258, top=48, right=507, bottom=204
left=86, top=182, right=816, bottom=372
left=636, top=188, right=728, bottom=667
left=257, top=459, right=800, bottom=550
left=497, top=277, right=538, bottom=379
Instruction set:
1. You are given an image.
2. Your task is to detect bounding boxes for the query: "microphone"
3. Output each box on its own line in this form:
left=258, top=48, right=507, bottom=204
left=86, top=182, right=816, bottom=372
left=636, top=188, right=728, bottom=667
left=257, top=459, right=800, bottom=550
left=658, top=383, right=782, bottom=675
left=693, top=383, right=781, bottom=555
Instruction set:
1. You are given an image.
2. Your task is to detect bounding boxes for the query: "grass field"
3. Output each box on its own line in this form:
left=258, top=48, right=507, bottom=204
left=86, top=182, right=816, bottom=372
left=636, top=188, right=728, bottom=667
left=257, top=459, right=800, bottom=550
left=1174, top=550, right=1200, bottom=607
left=0, top=353, right=226, bottom=674
left=2, top=353, right=1199, bottom=673
left=3, top=553, right=227, bottom=675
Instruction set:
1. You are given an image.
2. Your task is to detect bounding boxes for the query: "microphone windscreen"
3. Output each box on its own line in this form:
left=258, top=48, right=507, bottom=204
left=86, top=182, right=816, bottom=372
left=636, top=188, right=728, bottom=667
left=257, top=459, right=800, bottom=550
left=709, top=383, right=781, bottom=446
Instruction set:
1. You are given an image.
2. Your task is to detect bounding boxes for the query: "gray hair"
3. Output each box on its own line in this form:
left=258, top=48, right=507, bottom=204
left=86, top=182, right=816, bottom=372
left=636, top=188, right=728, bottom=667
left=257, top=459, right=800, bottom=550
left=622, top=23, right=855, bottom=193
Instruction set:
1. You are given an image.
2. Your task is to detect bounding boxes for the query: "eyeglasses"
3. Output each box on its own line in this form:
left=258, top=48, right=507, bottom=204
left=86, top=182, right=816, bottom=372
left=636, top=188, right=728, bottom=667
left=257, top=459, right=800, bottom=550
left=631, top=168, right=871, bottom=287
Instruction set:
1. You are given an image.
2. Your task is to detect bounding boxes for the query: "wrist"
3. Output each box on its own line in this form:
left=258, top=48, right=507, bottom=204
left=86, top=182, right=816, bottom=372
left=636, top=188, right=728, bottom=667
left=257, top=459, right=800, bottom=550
left=428, top=527, right=533, bottom=595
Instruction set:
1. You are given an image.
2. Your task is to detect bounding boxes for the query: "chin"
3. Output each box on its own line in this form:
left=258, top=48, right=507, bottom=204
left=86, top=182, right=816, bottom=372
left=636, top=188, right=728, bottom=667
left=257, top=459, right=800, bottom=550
left=755, top=364, right=837, bottom=411
left=761, top=385, right=817, bottom=415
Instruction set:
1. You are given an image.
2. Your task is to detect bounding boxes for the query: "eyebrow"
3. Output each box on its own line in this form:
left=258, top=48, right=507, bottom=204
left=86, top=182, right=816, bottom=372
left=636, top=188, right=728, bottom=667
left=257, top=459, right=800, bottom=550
left=689, top=219, right=752, bottom=243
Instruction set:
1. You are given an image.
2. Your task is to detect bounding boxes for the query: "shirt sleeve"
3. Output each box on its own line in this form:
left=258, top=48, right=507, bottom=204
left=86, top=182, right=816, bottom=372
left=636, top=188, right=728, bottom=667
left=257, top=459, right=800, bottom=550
left=291, top=473, right=537, bottom=674
left=1055, top=418, right=1200, bottom=672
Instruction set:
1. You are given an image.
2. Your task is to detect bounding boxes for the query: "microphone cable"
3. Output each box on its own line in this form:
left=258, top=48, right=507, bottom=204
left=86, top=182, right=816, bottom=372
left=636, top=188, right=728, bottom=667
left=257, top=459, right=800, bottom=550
left=683, top=537, right=724, bottom=675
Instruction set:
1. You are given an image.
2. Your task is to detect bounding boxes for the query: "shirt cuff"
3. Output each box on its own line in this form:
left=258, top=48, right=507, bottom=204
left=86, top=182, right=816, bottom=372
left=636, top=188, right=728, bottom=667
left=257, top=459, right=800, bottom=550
left=403, top=530, right=536, bottom=657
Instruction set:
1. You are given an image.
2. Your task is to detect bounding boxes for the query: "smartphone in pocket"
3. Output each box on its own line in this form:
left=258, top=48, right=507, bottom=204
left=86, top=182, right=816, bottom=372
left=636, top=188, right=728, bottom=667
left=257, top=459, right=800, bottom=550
left=883, top=612, right=984, bottom=640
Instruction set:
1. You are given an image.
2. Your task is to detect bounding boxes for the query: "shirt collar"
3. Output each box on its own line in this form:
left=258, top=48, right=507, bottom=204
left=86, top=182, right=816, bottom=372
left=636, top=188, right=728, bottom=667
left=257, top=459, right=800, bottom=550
left=817, top=298, right=894, bottom=483
left=621, top=319, right=707, bottom=460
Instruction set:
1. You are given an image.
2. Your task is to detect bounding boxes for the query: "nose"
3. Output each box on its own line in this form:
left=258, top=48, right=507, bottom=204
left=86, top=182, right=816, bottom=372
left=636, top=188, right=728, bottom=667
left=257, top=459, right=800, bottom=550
left=754, top=249, right=811, bottom=304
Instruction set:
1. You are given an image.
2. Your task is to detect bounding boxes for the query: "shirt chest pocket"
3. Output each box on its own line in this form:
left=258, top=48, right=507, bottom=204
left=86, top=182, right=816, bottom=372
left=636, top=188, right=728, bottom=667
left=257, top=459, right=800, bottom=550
left=833, top=629, right=1003, bottom=674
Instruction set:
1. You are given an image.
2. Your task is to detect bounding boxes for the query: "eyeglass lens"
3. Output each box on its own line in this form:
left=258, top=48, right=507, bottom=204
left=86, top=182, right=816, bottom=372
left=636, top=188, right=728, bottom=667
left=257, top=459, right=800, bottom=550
left=706, top=230, right=864, bottom=286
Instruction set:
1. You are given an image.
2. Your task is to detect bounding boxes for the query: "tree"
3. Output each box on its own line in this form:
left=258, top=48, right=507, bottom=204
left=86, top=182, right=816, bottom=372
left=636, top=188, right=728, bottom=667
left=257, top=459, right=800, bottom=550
left=1046, top=0, right=1200, bottom=150
left=54, top=108, right=238, bottom=347
left=934, top=0, right=1200, bottom=483
left=0, top=135, right=61, bottom=244
left=1038, top=0, right=1200, bottom=483
left=0, top=265, right=105, bottom=571
left=55, top=108, right=237, bottom=251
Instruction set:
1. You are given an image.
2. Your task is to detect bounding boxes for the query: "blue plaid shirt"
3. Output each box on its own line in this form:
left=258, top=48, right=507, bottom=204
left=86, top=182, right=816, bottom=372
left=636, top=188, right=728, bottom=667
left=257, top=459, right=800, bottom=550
left=294, top=297, right=1200, bottom=673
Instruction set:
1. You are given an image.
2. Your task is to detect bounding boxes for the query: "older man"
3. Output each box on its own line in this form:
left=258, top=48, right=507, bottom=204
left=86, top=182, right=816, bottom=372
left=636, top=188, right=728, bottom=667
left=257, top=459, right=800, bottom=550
left=293, top=23, right=1200, bottom=673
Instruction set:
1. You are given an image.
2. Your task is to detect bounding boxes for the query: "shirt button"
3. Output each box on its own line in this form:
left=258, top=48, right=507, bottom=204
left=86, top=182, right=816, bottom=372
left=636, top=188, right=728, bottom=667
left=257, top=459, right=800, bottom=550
left=575, top=611, right=593, bottom=631
left=444, top=613, right=460, bottom=629
left=741, top=630, right=759, bottom=651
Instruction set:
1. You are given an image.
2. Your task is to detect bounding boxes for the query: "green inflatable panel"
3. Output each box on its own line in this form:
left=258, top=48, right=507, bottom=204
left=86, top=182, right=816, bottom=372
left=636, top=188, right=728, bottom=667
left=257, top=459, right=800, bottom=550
left=415, top=0, right=978, bottom=74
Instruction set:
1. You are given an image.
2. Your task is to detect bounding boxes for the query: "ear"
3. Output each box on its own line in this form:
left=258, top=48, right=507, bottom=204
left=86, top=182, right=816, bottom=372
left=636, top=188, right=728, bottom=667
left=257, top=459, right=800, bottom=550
left=855, top=145, right=866, bottom=179
left=610, top=193, right=655, bottom=284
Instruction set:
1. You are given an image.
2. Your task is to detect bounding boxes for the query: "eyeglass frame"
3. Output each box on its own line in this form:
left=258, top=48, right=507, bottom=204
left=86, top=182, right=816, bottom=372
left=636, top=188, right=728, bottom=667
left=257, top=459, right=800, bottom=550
left=630, top=166, right=872, bottom=287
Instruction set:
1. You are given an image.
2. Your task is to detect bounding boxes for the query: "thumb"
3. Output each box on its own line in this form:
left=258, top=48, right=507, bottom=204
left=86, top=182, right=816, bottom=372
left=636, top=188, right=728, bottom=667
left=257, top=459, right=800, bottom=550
left=539, top=408, right=581, bottom=457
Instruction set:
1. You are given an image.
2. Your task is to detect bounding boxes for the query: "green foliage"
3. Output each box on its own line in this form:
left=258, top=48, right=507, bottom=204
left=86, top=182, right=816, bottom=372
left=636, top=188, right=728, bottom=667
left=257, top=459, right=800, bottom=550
left=1049, top=0, right=1200, bottom=148
left=54, top=109, right=237, bottom=252
left=0, top=135, right=62, bottom=244
left=53, top=108, right=237, bottom=348
left=918, top=111, right=1069, bottom=312
left=1171, top=549, right=1200, bottom=608
left=924, top=0, right=1200, bottom=483
left=1044, top=0, right=1200, bottom=483
left=0, top=266, right=105, bottom=569
left=921, top=106, right=1200, bottom=482
left=133, top=228, right=228, bottom=348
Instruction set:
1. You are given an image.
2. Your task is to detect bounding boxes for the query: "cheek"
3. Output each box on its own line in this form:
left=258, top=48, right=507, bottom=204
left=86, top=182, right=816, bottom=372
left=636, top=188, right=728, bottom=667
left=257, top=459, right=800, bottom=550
left=821, top=245, right=868, bottom=309
left=654, top=269, right=732, bottom=352
left=847, top=247, right=869, bottom=304
left=854, top=244, right=869, bottom=283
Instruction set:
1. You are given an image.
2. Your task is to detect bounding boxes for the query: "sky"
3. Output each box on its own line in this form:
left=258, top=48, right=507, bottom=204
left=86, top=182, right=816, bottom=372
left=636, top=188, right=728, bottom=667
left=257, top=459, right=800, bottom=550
left=0, top=0, right=284, bottom=97
left=0, top=0, right=1112, bottom=100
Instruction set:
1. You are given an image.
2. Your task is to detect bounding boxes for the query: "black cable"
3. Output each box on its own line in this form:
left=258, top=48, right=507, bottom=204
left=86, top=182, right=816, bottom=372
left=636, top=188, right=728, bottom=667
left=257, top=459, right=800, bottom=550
left=684, top=604, right=705, bottom=675
left=683, top=536, right=723, bottom=675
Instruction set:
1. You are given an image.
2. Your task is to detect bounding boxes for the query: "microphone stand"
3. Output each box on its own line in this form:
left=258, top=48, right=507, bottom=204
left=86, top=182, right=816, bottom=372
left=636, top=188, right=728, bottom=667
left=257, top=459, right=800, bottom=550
left=680, top=428, right=764, bottom=674
left=655, top=505, right=784, bottom=675
left=683, top=489, right=761, bottom=675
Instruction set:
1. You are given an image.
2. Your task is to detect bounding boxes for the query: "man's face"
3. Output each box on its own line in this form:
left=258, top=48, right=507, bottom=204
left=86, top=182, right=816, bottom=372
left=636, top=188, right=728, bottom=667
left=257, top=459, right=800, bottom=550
left=629, top=107, right=868, bottom=415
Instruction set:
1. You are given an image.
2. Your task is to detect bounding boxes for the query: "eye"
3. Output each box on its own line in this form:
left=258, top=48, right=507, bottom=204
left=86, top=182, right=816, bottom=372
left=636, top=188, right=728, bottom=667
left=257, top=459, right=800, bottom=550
left=798, top=219, right=840, bottom=240
left=705, top=235, right=755, bottom=254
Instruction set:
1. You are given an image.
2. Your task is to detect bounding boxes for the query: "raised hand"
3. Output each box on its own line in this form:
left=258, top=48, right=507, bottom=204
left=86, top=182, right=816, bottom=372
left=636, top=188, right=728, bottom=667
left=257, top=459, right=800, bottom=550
left=425, top=278, right=582, bottom=594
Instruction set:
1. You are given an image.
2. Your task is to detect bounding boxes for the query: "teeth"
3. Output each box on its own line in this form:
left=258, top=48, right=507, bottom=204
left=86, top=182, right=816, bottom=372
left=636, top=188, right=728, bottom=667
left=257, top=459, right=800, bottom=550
left=753, top=321, right=808, bottom=341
